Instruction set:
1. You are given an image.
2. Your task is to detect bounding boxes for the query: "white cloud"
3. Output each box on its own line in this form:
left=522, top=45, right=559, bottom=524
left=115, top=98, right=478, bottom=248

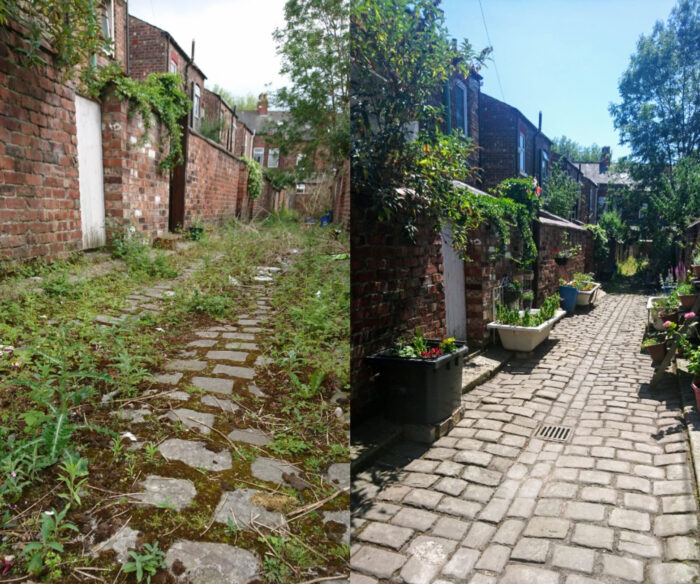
left=128, top=0, right=290, bottom=97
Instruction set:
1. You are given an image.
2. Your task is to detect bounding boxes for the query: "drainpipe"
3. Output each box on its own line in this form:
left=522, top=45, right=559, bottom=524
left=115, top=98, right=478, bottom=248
left=125, top=0, right=129, bottom=74
left=250, top=130, right=255, bottom=158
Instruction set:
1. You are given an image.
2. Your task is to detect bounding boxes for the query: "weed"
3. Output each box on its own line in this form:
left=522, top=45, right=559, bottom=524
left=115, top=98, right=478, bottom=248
left=269, top=434, right=310, bottom=456
left=122, top=541, right=166, bottom=584
left=21, top=504, right=78, bottom=575
left=143, top=442, right=160, bottom=465
left=57, top=451, right=89, bottom=506
left=259, top=534, right=314, bottom=583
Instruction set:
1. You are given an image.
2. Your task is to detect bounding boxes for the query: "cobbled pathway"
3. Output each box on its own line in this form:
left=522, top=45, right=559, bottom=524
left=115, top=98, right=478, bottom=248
left=92, top=261, right=350, bottom=584
left=351, top=294, right=699, bottom=584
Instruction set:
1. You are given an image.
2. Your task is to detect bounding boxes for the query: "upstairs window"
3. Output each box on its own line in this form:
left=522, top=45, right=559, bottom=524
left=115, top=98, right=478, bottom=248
left=253, top=147, right=264, bottom=164
left=518, top=131, right=526, bottom=174
left=267, top=148, right=279, bottom=168
left=170, top=59, right=177, bottom=74
left=454, top=81, right=467, bottom=136
left=540, top=150, right=549, bottom=183
left=100, top=0, right=115, bottom=55
left=192, top=83, right=201, bottom=127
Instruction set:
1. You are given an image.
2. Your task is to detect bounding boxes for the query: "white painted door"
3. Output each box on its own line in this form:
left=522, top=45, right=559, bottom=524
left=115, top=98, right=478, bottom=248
left=442, top=226, right=467, bottom=341
left=75, top=95, right=106, bottom=249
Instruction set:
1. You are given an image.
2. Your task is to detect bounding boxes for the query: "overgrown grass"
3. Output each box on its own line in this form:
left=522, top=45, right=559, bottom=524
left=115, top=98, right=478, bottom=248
left=0, top=216, right=349, bottom=582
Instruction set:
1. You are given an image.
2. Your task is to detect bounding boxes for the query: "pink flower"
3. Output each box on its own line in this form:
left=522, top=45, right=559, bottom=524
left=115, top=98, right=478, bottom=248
left=663, top=321, right=672, bottom=328
left=685, top=312, right=696, bottom=320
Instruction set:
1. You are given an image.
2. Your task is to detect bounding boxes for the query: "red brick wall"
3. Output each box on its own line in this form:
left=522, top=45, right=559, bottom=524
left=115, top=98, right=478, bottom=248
left=351, top=205, right=447, bottom=419
left=333, top=164, right=350, bottom=229
left=184, top=131, right=245, bottom=226
left=128, top=16, right=167, bottom=79
left=0, top=27, right=82, bottom=260
left=101, top=88, right=170, bottom=239
left=478, top=94, right=517, bottom=192
left=535, top=221, right=592, bottom=305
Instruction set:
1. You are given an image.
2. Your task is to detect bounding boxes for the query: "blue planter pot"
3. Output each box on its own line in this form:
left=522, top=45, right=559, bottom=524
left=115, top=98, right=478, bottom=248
left=559, top=285, right=578, bottom=314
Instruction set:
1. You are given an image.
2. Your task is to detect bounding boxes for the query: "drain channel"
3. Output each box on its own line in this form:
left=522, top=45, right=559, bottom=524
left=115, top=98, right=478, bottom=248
left=535, top=424, right=572, bottom=442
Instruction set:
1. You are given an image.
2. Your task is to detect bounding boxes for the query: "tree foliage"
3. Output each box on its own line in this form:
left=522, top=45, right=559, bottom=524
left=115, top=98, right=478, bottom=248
left=551, top=136, right=604, bottom=163
left=207, top=84, right=259, bottom=111
left=541, top=160, right=580, bottom=218
left=1, top=0, right=111, bottom=84
left=272, top=0, right=349, bottom=184
left=609, top=0, right=700, bottom=190
left=351, top=0, right=489, bottom=232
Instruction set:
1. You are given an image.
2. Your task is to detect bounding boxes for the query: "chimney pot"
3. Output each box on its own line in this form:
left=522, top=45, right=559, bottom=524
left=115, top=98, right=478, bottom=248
left=257, top=93, right=268, bottom=115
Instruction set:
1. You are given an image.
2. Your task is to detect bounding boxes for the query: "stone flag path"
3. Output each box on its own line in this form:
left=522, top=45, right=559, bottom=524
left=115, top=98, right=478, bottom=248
left=92, top=263, right=350, bottom=584
left=351, top=294, right=699, bottom=584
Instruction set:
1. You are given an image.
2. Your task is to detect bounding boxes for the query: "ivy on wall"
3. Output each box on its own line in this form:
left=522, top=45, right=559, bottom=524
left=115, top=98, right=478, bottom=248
left=87, top=63, right=191, bottom=171
left=241, top=156, right=262, bottom=200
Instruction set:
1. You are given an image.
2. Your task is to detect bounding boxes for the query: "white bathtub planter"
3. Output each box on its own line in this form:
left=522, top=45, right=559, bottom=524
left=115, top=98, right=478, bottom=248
left=576, top=282, right=601, bottom=306
left=488, top=310, right=566, bottom=352
left=488, top=294, right=565, bottom=353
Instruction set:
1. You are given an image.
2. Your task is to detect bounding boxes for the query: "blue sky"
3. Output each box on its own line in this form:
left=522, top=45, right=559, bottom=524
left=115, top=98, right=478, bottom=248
left=441, top=0, right=678, bottom=160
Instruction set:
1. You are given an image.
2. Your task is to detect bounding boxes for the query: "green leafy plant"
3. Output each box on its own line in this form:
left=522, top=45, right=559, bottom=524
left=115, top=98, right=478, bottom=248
left=677, top=282, right=695, bottom=295
left=522, top=290, right=534, bottom=303
left=495, top=293, right=560, bottom=327
left=21, top=505, right=78, bottom=575
left=122, top=542, right=166, bottom=584
left=57, top=451, right=89, bottom=507
left=242, top=156, right=263, bottom=200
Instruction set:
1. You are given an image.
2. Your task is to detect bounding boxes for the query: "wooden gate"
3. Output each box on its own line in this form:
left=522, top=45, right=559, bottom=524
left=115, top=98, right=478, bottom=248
left=441, top=226, right=467, bottom=341
left=75, top=95, right=106, bottom=249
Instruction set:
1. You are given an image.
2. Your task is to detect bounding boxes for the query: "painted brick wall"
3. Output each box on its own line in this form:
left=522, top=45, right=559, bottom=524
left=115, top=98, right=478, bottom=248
left=184, top=130, right=244, bottom=225
left=535, top=221, right=592, bottom=305
left=351, top=205, right=447, bottom=420
left=0, top=27, right=82, bottom=260
left=101, top=88, right=170, bottom=239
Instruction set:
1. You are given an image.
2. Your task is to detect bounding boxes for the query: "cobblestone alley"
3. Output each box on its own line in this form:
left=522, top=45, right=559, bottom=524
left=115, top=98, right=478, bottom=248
left=351, top=294, right=699, bottom=584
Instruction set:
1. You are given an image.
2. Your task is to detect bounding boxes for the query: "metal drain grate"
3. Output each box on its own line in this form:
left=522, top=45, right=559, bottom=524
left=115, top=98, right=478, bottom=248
left=535, top=424, right=572, bottom=442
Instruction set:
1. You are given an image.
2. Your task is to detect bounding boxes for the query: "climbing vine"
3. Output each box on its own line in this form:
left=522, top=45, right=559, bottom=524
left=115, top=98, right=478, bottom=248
left=87, top=63, right=191, bottom=171
left=242, top=156, right=263, bottom=200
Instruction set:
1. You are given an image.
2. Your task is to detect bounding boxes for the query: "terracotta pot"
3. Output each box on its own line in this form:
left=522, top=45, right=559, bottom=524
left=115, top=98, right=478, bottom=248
left=693, top=265, right=700, bottom=278
left=645, top=342, right=667, bottom=363
left=679, top=294, right=698, bottom=310
left=692, top=381, right=700, bottom=410
left=658, top=310, right=679, bottom=324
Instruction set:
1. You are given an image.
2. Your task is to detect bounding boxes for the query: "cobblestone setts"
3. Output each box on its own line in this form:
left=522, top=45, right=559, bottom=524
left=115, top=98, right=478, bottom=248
left=351, top=294, right=700, bottom=583
left=92, top=266, right=350, bottom=583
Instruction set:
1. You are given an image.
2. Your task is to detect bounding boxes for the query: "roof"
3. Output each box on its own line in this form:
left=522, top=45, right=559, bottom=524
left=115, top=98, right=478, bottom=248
left=237, top=110, right=290, bottom=134
left=129, top=15, right=207, bottom=80
left=538, top=209, right=587, bottom=232
left=576, top=162, right=634, bottom=186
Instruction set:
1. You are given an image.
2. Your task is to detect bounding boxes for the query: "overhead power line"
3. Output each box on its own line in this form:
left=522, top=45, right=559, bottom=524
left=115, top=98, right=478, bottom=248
left=477, top=0, right=506, bottom=102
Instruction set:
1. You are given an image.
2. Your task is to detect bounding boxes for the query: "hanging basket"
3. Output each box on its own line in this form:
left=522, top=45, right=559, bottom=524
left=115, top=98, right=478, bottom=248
left=554, top=256, right=568, bottom=266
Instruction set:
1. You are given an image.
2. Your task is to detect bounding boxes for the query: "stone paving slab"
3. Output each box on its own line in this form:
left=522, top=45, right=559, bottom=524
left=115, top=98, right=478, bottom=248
left=165, top=540, right=260, bottom=584
left=213, top=489, right=286, bottom=530
left=351, top=294, right=700, bottom=583
left=159, top=439, right=232, bottom=471
left=191, top=376, right=234, bottom=395
left=131, top=475, right=196, bottom=510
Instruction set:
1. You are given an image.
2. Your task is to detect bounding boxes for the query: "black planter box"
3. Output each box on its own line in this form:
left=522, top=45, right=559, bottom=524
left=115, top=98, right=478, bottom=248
left=367, top=341, right=468, bottom=425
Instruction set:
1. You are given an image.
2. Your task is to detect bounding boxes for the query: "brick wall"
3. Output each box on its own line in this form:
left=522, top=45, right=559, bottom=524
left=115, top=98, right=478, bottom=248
left=351, top=205, right=447, bottom=420
left=128, top=16, right=167, bottom=79
left=101, top=88, right=170, bottom=239
left=0, top=27, right=82, bottom=260
left=184, top=130, right=245, bottom=226
left=478, top=93, right=516, bottom=192
left=535, top=220, right=592, bottom=304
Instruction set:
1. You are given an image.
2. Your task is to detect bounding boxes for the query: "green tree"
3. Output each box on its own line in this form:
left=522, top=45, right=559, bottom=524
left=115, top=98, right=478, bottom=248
left=609, top=0, right=700, bottom=199
left=541, top=161, right=581, bottom=218
left=271, top=0, right=349, bottom=203
left=207, top=84, right=259, bottom=111
left=551, top=136, right=604, bottom=163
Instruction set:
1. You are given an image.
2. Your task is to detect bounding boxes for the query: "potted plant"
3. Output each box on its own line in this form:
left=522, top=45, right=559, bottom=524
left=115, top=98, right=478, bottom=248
left=554, top=250, right=569, bottom=266
left=677, top=281, right=698, bottom=310
left=522, top=290, right=534, bottom=310
left=568, top=273, right=601, bottom=307
left=367, top=333, right=468, bottom=425
left=641, top=335, right=666, bottom=363
left=487, top=294, right=566, bottom=352
left=558, top=278, right=579, bottom=314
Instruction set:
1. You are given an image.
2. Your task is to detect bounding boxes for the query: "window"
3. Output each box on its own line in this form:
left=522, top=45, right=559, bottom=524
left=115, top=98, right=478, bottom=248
left=267, top=148, right=279, bottom=168
left=170, top=60, right=177, bottom=74
left=296, top=184, right=306, bottom=194
left=296, top=153, right=304, bottom=166
left=192, top=83, right=201, bottom=124
left=253, top=147, right=264, bottom=164
left=454, top=81, right=467, bottom=135
left=100, top=0, right=115, bottom=54
left=540, top=150, right=549, bottom=183
left=518, top=131, right=526, bottom=174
